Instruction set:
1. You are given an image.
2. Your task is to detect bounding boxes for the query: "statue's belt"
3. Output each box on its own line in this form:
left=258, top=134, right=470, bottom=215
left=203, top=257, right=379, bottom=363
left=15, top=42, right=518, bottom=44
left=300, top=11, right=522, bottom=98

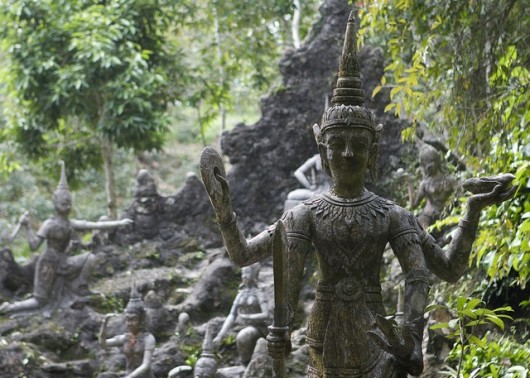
left=315, top=280, right=382, bottom=303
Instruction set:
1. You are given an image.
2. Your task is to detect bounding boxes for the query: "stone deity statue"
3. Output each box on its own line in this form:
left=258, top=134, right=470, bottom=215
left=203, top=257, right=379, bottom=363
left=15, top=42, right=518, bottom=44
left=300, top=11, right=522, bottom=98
left=200, top=12, right=515, bottom=378
left=410, top=144, right=458, bottom=228
left=99, top=284, right=156, bottom=378
left=213, top=263, right=270, bottom=366
left=284, top=154, right=332, bottom=211
left=0, top=162, right=132, bottom=315
left=121, top=169, right=163, bottom=241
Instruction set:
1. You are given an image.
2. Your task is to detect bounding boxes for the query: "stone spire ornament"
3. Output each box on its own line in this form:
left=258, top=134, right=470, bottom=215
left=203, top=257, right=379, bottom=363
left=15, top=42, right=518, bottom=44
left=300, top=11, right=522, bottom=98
left=57, top=160, right=70, bottom=191
left=315, top=12, right=382, bottom=180
left=125, top=281, right=145, bottom=318
left=331, top=11, right=364, bottom=107
left=194, top=321, right=218, bottom=377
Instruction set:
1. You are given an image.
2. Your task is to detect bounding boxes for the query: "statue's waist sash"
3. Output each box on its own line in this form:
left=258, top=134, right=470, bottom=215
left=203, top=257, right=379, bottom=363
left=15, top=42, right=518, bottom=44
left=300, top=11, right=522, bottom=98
left=315, top=281, right=382, bottom=303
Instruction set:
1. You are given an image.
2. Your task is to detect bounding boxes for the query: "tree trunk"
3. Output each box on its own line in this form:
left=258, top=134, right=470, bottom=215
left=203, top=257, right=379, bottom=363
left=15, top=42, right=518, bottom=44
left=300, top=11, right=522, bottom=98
left=292, top=0, right=301, bottom=48
left=100, top=136, right=117, bottom=219
left=213, top=5, right=227, bottom=132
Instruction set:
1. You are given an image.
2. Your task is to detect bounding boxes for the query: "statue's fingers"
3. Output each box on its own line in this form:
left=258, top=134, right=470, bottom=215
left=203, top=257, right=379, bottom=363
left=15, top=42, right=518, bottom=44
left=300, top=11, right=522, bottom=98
left=214, top=171, right=230, bottom=191
left=401, top=326, right=415, bottom=354
left=367, top=331, right=392, bottom=354
left=375, top=314, right=397, bottom=339
left=497, top=185, right=517, bottom=202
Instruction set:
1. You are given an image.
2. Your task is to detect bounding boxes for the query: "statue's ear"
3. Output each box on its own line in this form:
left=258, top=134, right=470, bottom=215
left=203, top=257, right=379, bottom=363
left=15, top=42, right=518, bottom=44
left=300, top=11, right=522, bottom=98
left=312, top=123, right=322, bottom=144
left=317, top=142, right=331, bottom=177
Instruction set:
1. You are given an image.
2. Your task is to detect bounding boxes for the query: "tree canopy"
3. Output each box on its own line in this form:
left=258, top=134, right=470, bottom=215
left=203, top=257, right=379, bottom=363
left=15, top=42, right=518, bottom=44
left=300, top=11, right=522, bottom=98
left=0, top=0, right=191, bottom=216
left=0, top=0, right=321, bottom=216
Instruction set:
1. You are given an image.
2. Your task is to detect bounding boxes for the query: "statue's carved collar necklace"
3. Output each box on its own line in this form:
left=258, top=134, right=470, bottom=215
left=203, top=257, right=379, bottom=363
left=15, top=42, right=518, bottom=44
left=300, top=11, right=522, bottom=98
left=321, top=189, right=375, bottom=206
left=305, top=190, right=392, bottom=223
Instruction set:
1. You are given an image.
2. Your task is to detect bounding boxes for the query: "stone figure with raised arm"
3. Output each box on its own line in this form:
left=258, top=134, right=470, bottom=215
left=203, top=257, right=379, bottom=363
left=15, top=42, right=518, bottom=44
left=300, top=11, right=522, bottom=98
left=284, top=154, right=332, bottom=211
left=99, top=283, right=155, bottom=378
left=213, top=262, right=270, bottom=366
left=200, top=12, right=515, bottom=378
left=408, top=143, right=458, bottom=228
left=0, top=162, right=132, bottom=315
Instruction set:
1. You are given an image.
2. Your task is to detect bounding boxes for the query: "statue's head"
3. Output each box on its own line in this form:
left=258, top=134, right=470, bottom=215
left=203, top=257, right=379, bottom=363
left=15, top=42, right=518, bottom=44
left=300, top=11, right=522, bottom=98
left=52, top=161, right=72, bottom=215
left=125, top=282, right=146, bottom=332
left=134, top=169, right=157, bottom=198
left=313, top=12, right=382, bottom=183
left=194, top=356, right=217, bottom=378
left=194, top=320, right=217, bottom=378
left=419, top=143, right=443, bottom=176
left=241, top=262, right=260, bottom=287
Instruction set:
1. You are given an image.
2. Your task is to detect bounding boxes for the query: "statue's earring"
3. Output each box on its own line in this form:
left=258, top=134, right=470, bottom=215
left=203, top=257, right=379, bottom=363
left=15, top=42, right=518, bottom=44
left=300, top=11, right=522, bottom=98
left=318, top=143, right=331, bottom=177
left=368, top=143, right=378, bottom=182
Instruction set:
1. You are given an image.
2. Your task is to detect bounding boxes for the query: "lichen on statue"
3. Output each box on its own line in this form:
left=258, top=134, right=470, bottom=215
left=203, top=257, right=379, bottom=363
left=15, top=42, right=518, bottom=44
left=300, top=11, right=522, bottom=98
left=200, top=11, right=515, bottom=378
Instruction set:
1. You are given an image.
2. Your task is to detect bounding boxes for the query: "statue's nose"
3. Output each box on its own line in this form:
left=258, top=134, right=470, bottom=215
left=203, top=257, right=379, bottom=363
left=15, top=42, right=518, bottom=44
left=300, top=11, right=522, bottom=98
left=341, top=145, right=354, bottom=158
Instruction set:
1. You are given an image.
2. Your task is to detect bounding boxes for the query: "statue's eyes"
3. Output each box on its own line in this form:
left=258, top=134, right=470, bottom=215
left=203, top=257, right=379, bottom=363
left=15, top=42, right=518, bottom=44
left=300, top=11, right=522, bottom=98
left=328, top=141, right=344, bottom=149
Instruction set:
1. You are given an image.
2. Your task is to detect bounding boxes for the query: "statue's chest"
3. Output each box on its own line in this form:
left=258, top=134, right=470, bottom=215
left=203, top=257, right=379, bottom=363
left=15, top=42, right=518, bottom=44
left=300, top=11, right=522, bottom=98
left=47, top=220, right=72, bottom=242
left=306, top=195, right=392, bottom=271
left=313, top=215, right=388, bottom=269
left=124, top=333, right=147, bottom=367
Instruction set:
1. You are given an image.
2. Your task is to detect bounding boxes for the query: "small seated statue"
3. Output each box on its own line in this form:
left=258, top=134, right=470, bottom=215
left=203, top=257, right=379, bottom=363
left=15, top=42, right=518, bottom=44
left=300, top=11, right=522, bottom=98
left=213, top=263, right=270, bottom=366
left=0, top=162, right=132, bottom=315
left=200, top=12, right=515, bottom=377
left=120, top=169, right=163, bottom=241
left=284, top=154, right=331, bottom=211
left=99, top=283, right=155, bottom=378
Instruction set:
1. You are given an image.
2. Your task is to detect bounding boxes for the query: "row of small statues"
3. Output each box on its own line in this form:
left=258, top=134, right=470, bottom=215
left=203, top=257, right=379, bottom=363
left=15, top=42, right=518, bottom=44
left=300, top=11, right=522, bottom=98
left=1, top=12, right=517, bottom=378
left=96, top=264, right=270, bottom=378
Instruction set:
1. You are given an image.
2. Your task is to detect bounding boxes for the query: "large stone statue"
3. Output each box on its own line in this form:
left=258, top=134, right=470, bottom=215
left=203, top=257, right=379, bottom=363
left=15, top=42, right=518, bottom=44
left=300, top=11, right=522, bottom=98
left=200, top=12, right=515, bottom=378
left=99, top=284, right=156, bottom=378
left=0, top=162, right=132, bottom=315
left=213, top=263, right=270, bottom=366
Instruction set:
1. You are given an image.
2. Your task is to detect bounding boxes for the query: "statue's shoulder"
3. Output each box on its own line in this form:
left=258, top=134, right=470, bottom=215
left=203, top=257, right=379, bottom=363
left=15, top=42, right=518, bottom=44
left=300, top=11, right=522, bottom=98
left=279, top=200, right=313, bottom=233
left=386, top=201, right=423, bottom=235
left=36, top=218, right=56, bottom=237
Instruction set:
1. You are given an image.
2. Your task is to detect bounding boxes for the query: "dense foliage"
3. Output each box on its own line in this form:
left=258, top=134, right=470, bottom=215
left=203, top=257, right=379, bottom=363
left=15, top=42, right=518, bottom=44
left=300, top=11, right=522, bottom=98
left=359, top=0, right=529, bottom=287
left=0, top=0, right=321, bottom=217
left=0, top=0, right=190, bottom=216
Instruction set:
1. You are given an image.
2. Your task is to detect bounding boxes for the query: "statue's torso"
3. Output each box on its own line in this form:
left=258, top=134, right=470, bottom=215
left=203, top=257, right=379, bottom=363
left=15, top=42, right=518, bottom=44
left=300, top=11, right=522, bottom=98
left=39, top=217, right=73, bottom=257
left=284, top=191, right=417, bottom=377
left=123, top=331, right=155, bottom=378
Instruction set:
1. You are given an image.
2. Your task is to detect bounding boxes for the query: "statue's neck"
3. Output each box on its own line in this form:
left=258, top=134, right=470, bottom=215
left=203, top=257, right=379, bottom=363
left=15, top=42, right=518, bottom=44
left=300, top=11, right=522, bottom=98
left=331, top=180, right=366, bottom=199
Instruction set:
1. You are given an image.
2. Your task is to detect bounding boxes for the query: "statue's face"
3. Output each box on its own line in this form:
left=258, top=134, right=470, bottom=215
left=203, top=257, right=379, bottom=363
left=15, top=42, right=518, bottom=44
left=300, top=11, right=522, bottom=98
left=194, top=362, right=216, bottom=378
left=53, top=191, right=72, bottom=216
left=322, top=127, right=374, bottom=184
left=420, top=153, right=441, bottom=177
left=126, top=313, right=141, bottom=334
left=241, top=268, right=256, bottom=286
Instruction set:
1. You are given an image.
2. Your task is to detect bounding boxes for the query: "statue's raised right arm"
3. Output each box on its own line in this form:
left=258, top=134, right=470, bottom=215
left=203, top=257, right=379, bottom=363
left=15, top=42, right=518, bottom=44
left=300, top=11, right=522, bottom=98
left=421, top=173, right=515, bottom=282
left=200, top=147, right=273, bottom=266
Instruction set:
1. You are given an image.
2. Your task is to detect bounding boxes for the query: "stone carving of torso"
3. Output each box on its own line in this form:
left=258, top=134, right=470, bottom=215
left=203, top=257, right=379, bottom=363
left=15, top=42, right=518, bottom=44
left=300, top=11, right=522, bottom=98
left=38, top=217, right=73, bottom=258
left=123, top=331, right=155, bottom=378
left=282, top=190, right=421, bottom=377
